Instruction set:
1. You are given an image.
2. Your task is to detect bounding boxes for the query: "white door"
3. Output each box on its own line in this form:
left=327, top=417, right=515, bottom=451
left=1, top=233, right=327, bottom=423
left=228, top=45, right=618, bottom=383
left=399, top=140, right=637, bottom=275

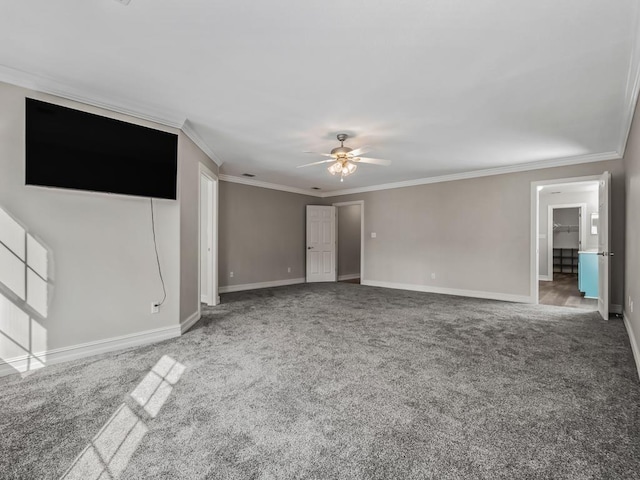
left=597, top=171, right=611, bottom=320
left=306, top=205, right=337, bottom=283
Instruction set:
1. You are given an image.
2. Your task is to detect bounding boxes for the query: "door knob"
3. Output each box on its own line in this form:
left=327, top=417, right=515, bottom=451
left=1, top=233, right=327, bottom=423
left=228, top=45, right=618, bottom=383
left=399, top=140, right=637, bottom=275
left=307, top=246, right=313, bottom=250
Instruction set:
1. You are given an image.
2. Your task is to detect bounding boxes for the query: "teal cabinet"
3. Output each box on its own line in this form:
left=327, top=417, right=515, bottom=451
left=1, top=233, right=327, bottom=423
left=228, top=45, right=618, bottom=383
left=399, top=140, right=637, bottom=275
left=578, top=252, right=598, bottom=299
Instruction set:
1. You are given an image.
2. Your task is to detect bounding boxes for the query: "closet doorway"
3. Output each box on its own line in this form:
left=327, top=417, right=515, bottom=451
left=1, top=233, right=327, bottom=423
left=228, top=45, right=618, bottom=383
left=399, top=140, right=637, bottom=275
left=549, top=205, right=583, bottom=278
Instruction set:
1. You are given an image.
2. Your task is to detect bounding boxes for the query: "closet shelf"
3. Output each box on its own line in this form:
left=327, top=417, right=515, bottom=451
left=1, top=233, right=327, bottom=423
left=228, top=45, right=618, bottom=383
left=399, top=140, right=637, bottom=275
left=553, top=248, right=578, bottom=274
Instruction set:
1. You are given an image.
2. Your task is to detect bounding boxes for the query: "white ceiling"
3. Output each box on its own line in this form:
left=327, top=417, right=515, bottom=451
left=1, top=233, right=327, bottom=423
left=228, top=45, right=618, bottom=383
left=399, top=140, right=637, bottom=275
left=1, top=0, right=638, bottom=194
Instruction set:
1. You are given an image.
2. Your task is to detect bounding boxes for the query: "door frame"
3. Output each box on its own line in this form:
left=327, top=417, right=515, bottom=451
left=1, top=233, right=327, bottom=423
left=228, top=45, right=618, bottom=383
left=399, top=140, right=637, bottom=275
left=198, top=163, right=219, bottom=307
left=530, top=174, right=601, bottom=304
left=546, top=202, right=587, bottom=282
left=332, top=200, right=365, bottom=282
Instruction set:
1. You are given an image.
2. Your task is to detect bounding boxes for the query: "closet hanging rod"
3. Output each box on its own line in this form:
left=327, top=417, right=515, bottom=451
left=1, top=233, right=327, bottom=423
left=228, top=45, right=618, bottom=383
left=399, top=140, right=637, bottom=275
left=553, top=223, right=579, bottom=233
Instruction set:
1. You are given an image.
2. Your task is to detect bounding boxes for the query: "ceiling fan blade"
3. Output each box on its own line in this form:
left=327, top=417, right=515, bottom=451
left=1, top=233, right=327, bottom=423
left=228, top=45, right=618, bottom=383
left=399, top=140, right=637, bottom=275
left=354, top=157, right=392, bottom=166
left=348, top=145, right=372, bottom=157
left=303, top=152, right=334, bottom=157
left=297, top=159, right=336, bottom=168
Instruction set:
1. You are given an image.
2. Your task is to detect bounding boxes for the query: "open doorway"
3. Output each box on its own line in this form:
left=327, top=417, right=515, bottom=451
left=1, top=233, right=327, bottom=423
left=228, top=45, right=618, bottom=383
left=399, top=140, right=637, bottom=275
left=333, top=201, right=364, bottom=284
left=537, top=181, right=599, bottom=310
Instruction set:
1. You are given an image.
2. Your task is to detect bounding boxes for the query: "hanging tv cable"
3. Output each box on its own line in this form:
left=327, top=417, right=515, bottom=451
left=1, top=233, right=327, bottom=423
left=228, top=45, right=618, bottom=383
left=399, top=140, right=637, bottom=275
left=150, top=198, right=167, bottom=306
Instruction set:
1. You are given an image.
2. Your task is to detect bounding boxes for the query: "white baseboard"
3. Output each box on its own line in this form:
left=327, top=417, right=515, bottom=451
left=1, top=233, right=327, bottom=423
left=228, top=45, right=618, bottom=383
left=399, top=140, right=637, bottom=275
left=611, top=304, right=623, bottom=315
left=0, top=324, right=181, bottom=378
left=538, top=275, right=552, bottom=282
left=362, top=280, right=533, bottom=304
left=338, top=274, right=361, bottom=281
left=623, top=314, right=640, bottom=381
left=219, top=277, right=305, bottom=294
left=180, top=310, right=201, bottom=335
left=200, top=294, right=209, bottom=304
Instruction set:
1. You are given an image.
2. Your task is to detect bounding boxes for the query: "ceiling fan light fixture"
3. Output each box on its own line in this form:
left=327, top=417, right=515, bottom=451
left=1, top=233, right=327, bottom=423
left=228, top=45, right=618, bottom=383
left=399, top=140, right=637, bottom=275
left=328, top=159, right=357, bottom=178
left=300, top=133, right=390, bottom=181
left=327, top=162, right=341, bottom=175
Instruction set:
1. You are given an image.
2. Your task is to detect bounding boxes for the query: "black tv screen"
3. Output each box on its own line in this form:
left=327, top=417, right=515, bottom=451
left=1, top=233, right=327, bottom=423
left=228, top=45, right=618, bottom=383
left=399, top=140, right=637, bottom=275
left=25, top=98, right=178, bottom=200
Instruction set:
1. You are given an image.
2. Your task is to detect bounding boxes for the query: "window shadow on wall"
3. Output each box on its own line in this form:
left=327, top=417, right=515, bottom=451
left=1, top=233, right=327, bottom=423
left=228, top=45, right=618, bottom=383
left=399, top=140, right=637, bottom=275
left=0, top=206, right=54, bottom=375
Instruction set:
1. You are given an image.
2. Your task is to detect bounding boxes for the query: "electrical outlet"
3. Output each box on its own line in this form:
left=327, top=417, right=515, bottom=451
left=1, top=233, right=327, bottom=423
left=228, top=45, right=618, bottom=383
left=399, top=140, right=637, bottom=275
left=431, top=273, right=436, bottom=280
left=151, top=302, right=159, bottom=314
left=287, top=267, right=291, bottom=273
left=371, top=232, right=377, bottom=238
left=230, top=271, right=234, bottom=278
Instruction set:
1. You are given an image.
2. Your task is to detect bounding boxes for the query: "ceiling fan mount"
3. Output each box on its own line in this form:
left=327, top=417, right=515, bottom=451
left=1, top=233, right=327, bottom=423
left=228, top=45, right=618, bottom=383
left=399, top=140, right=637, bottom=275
left=298, top=133, right=391, bottom=181
left=330, top=134, right=353, bottom=157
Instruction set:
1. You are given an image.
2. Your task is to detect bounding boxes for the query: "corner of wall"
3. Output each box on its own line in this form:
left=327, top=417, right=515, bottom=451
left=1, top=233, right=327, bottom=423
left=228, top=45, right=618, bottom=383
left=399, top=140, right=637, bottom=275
left=623, top=313, right=640, bottom=380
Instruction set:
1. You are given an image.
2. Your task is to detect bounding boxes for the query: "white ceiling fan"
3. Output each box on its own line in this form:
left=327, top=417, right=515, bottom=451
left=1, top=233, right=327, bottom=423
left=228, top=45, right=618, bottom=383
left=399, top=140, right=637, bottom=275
left=298, top=134, right=391, bottom=182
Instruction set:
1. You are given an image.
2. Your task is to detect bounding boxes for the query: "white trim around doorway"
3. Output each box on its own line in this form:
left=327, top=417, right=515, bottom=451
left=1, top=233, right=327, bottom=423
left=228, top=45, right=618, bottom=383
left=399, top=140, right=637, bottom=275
left=530, top=174, right=602, bottom=305
left=198, top=164, right=219, bottom=313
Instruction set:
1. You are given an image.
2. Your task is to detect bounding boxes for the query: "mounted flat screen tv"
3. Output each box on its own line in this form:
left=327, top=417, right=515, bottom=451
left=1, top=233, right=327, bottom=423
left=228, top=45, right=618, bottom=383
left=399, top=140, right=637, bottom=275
left=25, top=98, right=178, bottom=200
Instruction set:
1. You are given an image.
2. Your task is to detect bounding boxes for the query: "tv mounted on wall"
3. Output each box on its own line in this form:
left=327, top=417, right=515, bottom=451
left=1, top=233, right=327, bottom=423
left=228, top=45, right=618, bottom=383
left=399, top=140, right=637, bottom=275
left=25, top=98, right=178, bottom=200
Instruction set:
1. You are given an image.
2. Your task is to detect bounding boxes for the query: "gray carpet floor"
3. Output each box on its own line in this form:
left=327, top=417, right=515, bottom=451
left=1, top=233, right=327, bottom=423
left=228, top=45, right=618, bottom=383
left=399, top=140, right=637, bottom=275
left=1, top=283, right=639, bottom=479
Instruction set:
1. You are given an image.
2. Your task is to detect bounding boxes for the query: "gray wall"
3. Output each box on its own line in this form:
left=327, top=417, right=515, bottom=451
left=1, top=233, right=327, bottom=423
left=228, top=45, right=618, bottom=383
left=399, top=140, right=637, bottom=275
left=337, top=204, right=361, bottom=277
left=0, top=81, right=217, bottom=372
left=0, top=82, right=182, bottom=357
left=330, top=159, right=625, bottom=306
left=538, top=190, right=599, bottom=277
left=179, top=132, right=218, bottom=322
left=218, top=181, right=318, bottom=287
left=624, top=99, right=640, bottom=362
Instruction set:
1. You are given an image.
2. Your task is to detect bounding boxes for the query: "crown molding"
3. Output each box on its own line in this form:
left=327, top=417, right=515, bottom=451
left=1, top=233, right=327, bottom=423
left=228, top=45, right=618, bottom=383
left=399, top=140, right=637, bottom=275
left=181, top=120, right=224, bottom=167
left=618, top=4, right=640, bottom=157
left=1, top=62, right=630, bottom=194
left=319, top=151, right=622, bottom=197
left=0, top=65, right=227, bottom=166
left=0, top=64, right=186, bottom=129
left=218, top=174, right=323, bottom=197
left=220, top=150, right=620, bottom=199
